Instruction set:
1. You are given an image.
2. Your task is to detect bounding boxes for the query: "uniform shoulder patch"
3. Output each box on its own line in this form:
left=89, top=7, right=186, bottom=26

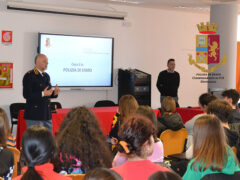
left=33, top=67, right=39, bottom=75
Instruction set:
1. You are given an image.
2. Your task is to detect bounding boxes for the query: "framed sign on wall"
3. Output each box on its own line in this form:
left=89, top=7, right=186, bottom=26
left=0, top=63, right=13, bottom=88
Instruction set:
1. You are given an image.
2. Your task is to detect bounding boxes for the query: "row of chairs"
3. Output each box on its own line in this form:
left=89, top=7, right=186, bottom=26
left=9, top=100, right=116, bottom=133
left=9, top=102, right=62, bottom=132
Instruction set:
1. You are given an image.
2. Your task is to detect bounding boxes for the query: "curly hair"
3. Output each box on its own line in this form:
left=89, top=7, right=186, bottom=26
left=54, top=106, right=113, bottom=173
left=116, top=115, right=156, bottom=157
left=55, top=107, right=80, bottom=137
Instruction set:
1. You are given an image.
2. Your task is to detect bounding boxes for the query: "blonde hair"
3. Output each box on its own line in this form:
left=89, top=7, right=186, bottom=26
left=191, top=115, right=237, bottom=171
left=118, top=95, right=139, bottom=122
left=0, top=116, right=7, bottom=147
left=0, top=108, right=11, bottom=137
left=161, top=97, right=176, bottom=116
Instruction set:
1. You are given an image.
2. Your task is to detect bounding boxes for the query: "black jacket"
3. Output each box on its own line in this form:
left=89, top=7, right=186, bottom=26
left=0, top=147, right=14, bottom=177
left=23, top=68, right=57, bottom=120
left=224, top=127, right=240, bottom=161
left=157, top=113, right=184, bottom=136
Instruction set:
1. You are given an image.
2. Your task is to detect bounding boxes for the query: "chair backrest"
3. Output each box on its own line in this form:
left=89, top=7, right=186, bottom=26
left=8, top=147, right=20, bottom=179
left=232, top=146, right=237, bottom=155
left=94, top=100, right=116, bottom=107
left=64, top=174, right=85, bottom=180
left=9, top=103, right=26, bottom=121
left=201, top=171, right=240, bottom=180
left=160, top=128, right=188, bottom=157
left=50, top=102, right=62, bottom=111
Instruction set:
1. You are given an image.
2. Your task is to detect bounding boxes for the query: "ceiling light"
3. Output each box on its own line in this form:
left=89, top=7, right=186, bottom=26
left=109, top=0, right=143, bottom=5
left=175, top=6, right=210, bottom=11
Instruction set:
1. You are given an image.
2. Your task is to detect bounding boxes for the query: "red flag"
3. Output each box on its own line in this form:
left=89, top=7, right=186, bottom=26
left=208, top=35, right=220, bottom=64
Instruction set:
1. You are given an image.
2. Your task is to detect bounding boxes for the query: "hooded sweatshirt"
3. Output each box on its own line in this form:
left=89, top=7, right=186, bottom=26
left=157, top=113, right=184, bottom=136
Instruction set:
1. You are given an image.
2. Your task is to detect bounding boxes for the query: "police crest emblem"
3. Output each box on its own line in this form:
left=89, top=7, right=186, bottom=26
left=189, top=22, right=227, bottom=72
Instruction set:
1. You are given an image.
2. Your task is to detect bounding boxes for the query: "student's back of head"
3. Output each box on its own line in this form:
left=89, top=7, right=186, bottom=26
left=135, top=106, right=159, bottom=141
left=112, top=115, right=168, bottom=179
left=116, top=114, right=156, bottom=157
left=136, top=106, right=158, bottom=128
left=192, top=115, right=232, bottom=171
left=148, top=171, right=182, bottom=180
left=84, top=168, right=122, bottom=180
left=183, top=115, right=240, bottom=179
left=207, top=99, right=232, bottom=123
left=21, top=125, right=55, bottom=180
left=162, top=97, right=176, bottom=116
left=222, top=89, right=240, bottom=106
left=198, top=93, right=218, bottom=110
left=54, top=106, right=113, bottom=174
left=118, top=95, right=139, bottom=121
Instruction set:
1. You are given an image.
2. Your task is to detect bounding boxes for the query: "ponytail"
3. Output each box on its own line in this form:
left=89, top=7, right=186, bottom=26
left=21, top=166, right=43, bottom=180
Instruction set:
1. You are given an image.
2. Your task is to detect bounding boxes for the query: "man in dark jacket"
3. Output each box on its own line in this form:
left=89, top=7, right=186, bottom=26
left=156, top=59, right=180, bottom=107
left=23, top=54, right=60, bottom=131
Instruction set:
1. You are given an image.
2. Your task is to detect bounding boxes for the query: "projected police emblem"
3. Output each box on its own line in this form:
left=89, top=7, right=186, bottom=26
left=188, top=22, right=227, bottom=73
left=45, top=37, right=51, bottom=48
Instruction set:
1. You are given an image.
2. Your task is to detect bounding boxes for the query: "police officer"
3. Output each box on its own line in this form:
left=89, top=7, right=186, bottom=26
left=23, top=54, right=60, bottom=132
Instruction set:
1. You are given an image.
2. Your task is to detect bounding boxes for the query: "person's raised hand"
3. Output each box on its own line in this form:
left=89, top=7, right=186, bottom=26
left=43, top=86, right=53, bottom=96
left=54, top=84, right=60, bottom=96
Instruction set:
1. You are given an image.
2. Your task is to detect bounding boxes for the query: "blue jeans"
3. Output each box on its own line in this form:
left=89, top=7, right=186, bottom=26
left=25, top=119, right=52, bottom=133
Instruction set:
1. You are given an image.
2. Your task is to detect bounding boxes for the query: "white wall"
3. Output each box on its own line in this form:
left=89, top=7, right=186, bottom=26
left=0, top=2, right=209, bottom=120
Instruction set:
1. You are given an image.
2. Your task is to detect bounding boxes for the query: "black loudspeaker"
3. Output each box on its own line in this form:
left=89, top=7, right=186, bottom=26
left=118, top=69, right=151, bottom=106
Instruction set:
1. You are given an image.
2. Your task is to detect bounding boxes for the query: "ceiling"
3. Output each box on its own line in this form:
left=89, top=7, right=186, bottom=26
left=75, top=0, right=240, bottom=9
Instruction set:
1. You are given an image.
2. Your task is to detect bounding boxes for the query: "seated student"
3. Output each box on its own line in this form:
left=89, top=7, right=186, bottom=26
left=0, top=108, right=16, bottom=148
left=185, top=93, right=217, bottom=149
left=148, top=171, right=182, bottom=180
left=53, top=107, right=113, bottom=174
left=207, top=99, right=240, bottom=161
left=54, top=107, right=79, bottom=137
left=183, top=115, right=240, bottom=180
left=84, top=168, right=122, bottom=180
left=157, top=96, right=184, bottom=136
left=13, top=125, right=70, bottom=180
left=112, top=106, right=164, bottom=167
left=109, top=95, right=139, bottom=147
left=112, top=115, right=169, bottom=180
left=222, top=89, right=240, bottom=136
left=0, top=116, right=14, bottom=180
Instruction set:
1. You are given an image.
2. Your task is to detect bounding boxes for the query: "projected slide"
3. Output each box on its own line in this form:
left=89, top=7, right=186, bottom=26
left=39, top=33, right=113, bottom=87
